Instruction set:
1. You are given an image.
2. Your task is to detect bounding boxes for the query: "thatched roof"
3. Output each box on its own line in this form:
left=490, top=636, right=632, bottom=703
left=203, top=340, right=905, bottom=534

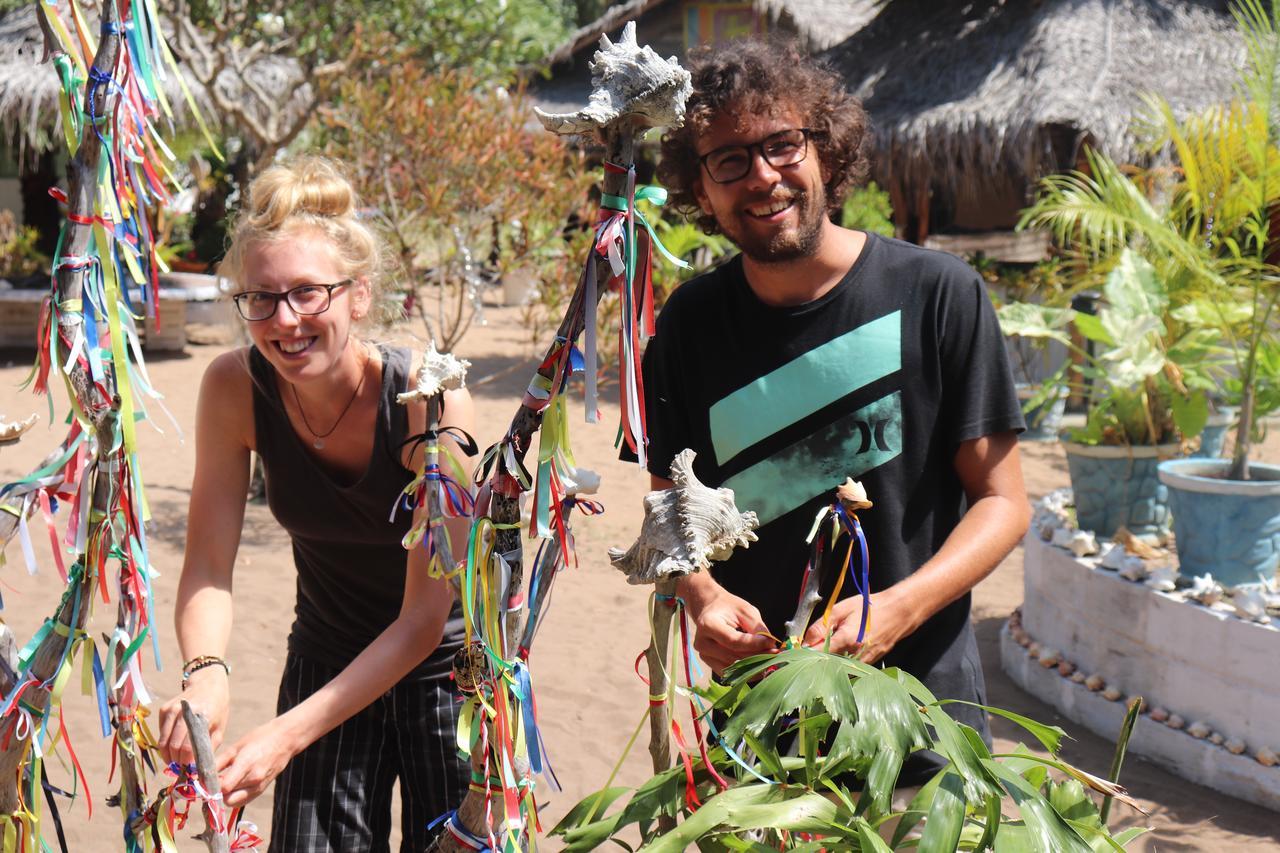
left=823, top=0, right=1245, bottom=198
left=541, top=0, right=879, bottom=67
left=0, top=3, right=308, bottom=155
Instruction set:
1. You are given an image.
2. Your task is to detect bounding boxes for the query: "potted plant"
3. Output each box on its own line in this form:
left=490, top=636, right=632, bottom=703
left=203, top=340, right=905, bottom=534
left=996, top=246, right=1214, bottom=541
left=1023, top=0, right=1280, bottom=583
left=1151, top=0, right=1280, bottom=585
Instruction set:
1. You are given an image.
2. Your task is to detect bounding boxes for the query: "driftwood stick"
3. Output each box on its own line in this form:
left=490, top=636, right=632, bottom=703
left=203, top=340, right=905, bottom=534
left=784, top=551, right=827, bottom=643
left=3, top=0, right=131, bottom=833
left=182, top=701, right=232, bottom=853
left=435, top=24, right=690, bottom=851
left=645, top=577, right=678, bottom=834
left=435, top=126, right=639, bottom=853
left=0, top=625, right=19, bottom=816
left=610, top=451, right=758, bottom=826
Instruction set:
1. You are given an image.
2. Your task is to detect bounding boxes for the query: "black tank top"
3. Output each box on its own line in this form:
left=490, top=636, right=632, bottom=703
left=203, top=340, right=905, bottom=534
left=249, top=344, right=463, bottom=681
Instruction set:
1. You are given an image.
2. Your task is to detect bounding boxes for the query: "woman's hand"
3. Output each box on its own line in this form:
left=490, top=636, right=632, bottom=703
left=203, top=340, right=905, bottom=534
left=156, top=669, right=231, bottom=765
left=216, top=718, right=300, bottom=808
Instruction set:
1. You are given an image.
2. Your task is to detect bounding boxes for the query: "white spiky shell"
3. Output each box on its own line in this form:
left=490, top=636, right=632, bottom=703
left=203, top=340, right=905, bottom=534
left=0, top=413, right=37, bottom=445
left=397, top=343, right=470, bottom=405
left=609, top=449, right=758, bottom=584
left=534, top=22, right=691, bottom=136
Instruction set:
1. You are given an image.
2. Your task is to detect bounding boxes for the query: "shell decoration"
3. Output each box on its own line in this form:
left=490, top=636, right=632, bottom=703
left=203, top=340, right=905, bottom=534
left=836, top=477, right=872, bottom=512
left=561, top=465, right=602, bottom=497
left=396, top=343, right=470, bottom=405
left=0, top=413, right=38, bottom=445
left=451, top=642, right=489, bottom=695
left=1146, top=565, right=1178, bottom=592
left=534, top=21, right=692, bottom=137
left=609, top=449, right=758, bottom=585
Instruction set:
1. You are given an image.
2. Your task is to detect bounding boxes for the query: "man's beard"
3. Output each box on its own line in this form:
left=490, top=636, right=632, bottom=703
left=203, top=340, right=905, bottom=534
left=719, top=186, right=827, bottom=264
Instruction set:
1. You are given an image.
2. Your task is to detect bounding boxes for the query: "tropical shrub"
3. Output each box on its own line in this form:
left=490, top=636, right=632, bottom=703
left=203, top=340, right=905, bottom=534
left=1019, top=0, right=1280, bottom=475
left=553, top=645, right=1146, bottom=851
left=322, top=65, right=592, bottom=349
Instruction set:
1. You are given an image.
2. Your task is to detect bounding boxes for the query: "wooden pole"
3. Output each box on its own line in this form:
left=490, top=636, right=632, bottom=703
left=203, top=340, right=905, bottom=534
left=0, top=0, right=127, bottom=824
left=181, top=701, right=232, bottom=853
left=644, top=577, right=678, bottom=834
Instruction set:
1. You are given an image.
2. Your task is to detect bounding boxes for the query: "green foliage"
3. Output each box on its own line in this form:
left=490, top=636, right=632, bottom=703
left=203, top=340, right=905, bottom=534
left=1018, top=0, right=1280, bottom=472
left=840, top=181, right=895, bottom=236
left=323, top=65, right=591, bottom=349
left=175, top=0, right=574, bottom=78
left=552, top=646, right=1146, bottom=851
left=997, top=250, right=1215, bottom=445
left=0, top=211, right=50, bottom=280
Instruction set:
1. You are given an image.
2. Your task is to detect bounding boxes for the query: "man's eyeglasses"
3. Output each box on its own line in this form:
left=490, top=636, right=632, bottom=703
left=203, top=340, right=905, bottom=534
left=232, top=280, right=352, bottom=321
left=699, top=128, right=813, bottom=184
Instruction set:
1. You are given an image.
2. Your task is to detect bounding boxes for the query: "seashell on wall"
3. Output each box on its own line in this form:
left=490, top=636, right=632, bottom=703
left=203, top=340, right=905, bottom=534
left=1187, top=573, right=1225, bottom=606
left=535, top=22, right=693, bottom=137
left=397, top=343, right=470, bottom=405
left=609, top=449, right=758, bottom=585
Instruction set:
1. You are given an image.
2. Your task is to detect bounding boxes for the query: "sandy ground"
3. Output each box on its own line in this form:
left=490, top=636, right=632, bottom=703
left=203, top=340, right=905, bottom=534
left=1, top=301, right=1278, bottom=852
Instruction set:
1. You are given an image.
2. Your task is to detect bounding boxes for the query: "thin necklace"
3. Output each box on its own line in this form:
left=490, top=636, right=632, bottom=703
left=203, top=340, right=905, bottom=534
left=291, top=344, right=369, bottom=450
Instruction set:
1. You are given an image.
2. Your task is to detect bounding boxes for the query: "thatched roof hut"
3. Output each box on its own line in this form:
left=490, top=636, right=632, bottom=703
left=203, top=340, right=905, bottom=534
left=0, top=3, right=307, bottom=156
left=534, top=0, right=878, bottom=119
left=823, top=0, right=1244, bottom=244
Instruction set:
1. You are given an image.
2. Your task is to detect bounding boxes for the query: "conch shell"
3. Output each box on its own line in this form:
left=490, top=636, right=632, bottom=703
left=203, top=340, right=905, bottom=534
left=609, top=449, right=758, bottom=584
left=836, top=478, right=872, bottom=512
left=534, top=21, right=692, bottom=137
left=0, top=413, right=37, bottom=445
left=397, top=343, right=470, bottom=405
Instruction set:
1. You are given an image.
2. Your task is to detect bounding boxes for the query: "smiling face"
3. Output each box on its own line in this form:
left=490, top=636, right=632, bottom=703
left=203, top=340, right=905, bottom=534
left=239, top=226, right=371, bottom=384
left=692, top=106, right=829, bottom=264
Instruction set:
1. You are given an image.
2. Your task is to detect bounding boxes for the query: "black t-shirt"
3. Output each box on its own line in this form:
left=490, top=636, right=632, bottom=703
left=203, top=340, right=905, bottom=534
left=641, top=232, right=1024, bottom=744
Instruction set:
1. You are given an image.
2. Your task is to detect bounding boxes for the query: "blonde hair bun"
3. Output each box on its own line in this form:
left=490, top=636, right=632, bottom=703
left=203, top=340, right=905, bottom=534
left=243, top=157, right=357, bottom=230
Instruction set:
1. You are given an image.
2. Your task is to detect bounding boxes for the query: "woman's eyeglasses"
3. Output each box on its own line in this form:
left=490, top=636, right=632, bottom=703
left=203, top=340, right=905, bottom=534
left=232, top=280, right=352, bottom=321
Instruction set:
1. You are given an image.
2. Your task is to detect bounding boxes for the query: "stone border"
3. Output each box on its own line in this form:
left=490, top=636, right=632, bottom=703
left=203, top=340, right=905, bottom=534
left=1000, top=612, right=1280, bottom=813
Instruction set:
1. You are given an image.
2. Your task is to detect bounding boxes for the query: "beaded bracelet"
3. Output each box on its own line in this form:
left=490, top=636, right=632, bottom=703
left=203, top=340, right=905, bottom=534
left=181, top=655, right=230, bottom=689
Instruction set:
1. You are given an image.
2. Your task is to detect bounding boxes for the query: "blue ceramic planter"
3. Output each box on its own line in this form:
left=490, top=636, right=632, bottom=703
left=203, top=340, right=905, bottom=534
left=1017, top=386, right=1067, bottom=441
left=1191, top=408, right=1237, bottom=459
left=1063, top=441, right=1181, bottom=540
left=1158, top=459, right=1280, bottom=587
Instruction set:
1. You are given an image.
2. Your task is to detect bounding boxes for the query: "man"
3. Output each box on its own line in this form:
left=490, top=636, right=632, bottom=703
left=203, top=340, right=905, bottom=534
left=641, top=38, right=1030, bottom=784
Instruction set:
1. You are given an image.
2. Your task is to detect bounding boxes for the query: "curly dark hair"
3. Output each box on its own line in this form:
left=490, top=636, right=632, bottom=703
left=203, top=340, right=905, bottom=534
left=658, top=37, right=871, bottom=235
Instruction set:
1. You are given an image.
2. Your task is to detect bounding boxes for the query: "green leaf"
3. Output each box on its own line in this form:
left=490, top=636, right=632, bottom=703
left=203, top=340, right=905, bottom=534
left=1073, top=312, right=1113, bottom=345
left=998, top=302, right=1076, bottom=344
left=550, top=786, right=631, bottom=835
left=741, top=730, right=788, bottom=782
left=1104, top=249, right=1168, bottom=318
left=983, top=760, right=1095, bottom=853
left=855, top=821, right=896, bottom=853
left=1172, top=389, right=1210, bottom=439
left=638, top=785, right=839, bottom=853
left=941, top=701, right=1067, bottom=754
left=890, top=768, right=946, bottom=846
left=719, top=647, right=861, bottom=753
left=919, top=771, right=967, bottom=853
left=973, top=793, right=1003, bottom=851
left=919, top=706, right=1002, bottom=804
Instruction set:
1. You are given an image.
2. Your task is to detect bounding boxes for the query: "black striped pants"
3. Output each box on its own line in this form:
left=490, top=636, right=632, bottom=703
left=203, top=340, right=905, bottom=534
left=269, top=653, right=469, bottom=852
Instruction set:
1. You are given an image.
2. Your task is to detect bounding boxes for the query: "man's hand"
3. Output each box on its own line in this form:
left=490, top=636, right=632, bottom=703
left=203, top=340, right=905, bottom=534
left=688, top=588, right=776, bottom=674
left=802, top=587, right=921, bottom=664
left=216, top=719, right=299, bottom=808
left=156, top=670, right=230, bottom=765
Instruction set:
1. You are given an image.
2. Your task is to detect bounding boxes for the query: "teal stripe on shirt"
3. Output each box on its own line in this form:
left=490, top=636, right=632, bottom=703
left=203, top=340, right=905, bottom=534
left=722, top=391, right=903, bottom=527
left=708, top=311, right=901, bottom=465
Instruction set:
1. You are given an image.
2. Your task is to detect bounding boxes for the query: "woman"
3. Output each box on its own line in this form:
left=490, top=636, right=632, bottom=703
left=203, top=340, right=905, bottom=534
left=156, top=156, right=471, bottom=852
